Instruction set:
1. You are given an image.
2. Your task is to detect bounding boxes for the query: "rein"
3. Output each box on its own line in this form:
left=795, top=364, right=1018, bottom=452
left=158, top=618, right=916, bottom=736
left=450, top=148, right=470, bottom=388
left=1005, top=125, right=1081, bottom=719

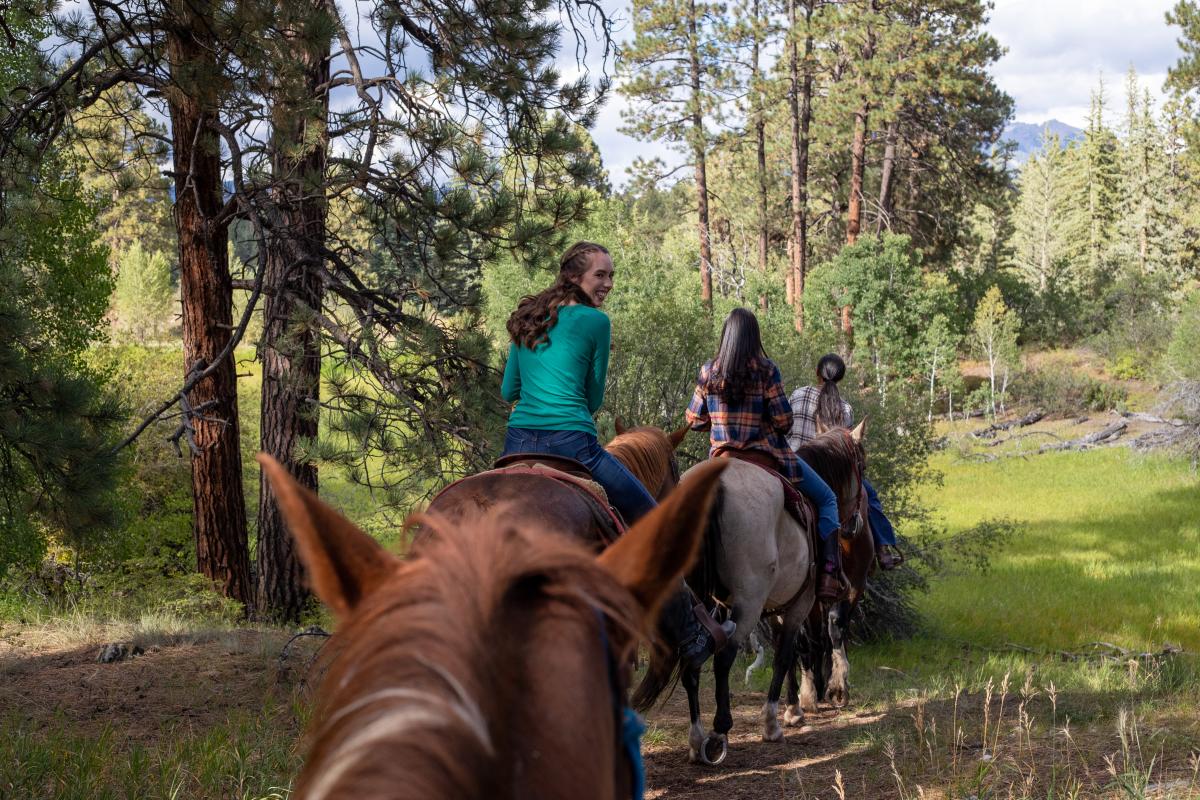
left=596, top=609, right=645, bottom=800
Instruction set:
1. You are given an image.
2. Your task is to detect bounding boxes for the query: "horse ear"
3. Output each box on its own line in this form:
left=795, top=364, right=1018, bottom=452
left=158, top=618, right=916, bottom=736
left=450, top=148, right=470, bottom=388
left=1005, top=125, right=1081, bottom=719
left=257, top=453, right=399, bottom=620
left=668, top=424, right=688, bottom=448
left=850, top=417, right=867, bottom=443
left=614, top=416, right=627, bottom=435
left=597, top=459, right=727, bottom=621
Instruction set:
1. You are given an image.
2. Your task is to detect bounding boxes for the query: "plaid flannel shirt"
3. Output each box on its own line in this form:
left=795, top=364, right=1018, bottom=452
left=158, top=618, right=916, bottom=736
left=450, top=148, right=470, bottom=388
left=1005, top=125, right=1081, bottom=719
left=685, top=359, right=807, bottom=485
left=786, top=385, right=853, bottom=450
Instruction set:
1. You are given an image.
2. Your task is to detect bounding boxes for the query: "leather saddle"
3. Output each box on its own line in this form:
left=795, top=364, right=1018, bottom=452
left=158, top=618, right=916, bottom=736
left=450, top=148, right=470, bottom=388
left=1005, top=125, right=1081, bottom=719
left=492, top=452, right=594, bottom=481
left=483, top=453, right=626, bottom=545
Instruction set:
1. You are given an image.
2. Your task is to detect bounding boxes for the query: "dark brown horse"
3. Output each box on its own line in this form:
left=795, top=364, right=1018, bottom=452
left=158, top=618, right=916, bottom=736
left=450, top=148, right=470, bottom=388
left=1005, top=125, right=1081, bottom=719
left=259, top=454, right=727, bottom=799
left=793, top=424, right=874, bottom=711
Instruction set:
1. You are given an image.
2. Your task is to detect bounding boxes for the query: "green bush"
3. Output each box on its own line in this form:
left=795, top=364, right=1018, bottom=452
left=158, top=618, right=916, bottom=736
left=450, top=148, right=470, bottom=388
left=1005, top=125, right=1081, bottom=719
left=1010, top=367, right=1127, bottom=414
left=1166, top=290, right=1200, bottom=380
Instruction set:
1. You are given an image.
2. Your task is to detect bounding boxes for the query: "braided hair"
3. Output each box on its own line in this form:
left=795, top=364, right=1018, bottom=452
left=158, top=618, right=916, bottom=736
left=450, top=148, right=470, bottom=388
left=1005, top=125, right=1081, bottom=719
left=506, top=242, right=608, bottom=349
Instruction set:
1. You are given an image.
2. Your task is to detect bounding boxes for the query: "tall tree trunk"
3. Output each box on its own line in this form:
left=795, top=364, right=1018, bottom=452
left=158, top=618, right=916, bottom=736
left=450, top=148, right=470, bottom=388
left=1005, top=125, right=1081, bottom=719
left=752, top=0, right=768, bottom=311
left=876, top=118, right=898, bottom=233
left=166, top=0, right=252, bottom=609
left=256, top=2, right=330, bottom=623
left=790, top=0, right=815, bottom=333
left=688, top=0, right=713, bottom=310
left=845, top=103, right=869, bottom=246
left=842, top=15, right=874, bottom=339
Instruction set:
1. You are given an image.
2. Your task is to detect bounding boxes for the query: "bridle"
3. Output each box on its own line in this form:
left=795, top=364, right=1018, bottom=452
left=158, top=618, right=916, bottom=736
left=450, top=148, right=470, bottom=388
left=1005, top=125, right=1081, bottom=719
left=830, top=428, right=867, bottom=537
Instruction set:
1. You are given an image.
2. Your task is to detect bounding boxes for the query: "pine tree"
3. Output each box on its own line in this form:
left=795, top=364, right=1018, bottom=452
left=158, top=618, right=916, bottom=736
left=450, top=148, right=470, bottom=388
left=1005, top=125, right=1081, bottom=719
left=0, top=13, right=122, bottom=570
left=1011, top=131, right=1077, bottom=295
left=1075, top=82, right=1121, bottom=297
left=112, top=243, right=175, bottom=344
left=69, top=87, right=176, bottom=269
left=619, top=0, right=733, bottom=310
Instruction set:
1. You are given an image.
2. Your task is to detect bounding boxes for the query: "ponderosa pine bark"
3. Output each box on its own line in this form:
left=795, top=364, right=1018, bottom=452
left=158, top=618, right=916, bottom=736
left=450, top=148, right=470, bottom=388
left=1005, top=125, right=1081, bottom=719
left=256, top=1, right=330, bottom=622
left=166, top=0, right=252, bottom=608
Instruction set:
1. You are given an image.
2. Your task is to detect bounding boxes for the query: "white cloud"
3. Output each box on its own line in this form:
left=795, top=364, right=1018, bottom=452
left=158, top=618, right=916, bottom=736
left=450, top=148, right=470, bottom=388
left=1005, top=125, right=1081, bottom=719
left=987, top=0, right=1183, bottom=127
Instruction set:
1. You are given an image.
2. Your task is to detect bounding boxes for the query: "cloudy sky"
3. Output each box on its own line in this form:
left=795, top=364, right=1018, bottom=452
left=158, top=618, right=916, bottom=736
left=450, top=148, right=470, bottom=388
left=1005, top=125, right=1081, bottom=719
left=586, top=0, right=1186, bottom=187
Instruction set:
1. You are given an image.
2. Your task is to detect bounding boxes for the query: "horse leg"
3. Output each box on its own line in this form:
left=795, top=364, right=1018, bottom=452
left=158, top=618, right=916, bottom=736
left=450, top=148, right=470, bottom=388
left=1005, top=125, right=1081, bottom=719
left=826, top=600, right=852, bottom=708
left=706, top=630, right=739, bottom=765
left=762, top=593, right=812, bottom=742
left=682, top=661, right=707, bottom=764
left=798, top=613, right=821, bottom=713
left=782, top=627, right=805, bottom=727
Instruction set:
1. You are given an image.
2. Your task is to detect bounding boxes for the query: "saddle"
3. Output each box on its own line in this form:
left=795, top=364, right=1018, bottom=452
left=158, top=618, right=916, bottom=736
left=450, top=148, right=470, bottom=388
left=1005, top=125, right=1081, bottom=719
left=430, top=454, right=626, bottom=546
left=711, top=446, right=815, bottom=533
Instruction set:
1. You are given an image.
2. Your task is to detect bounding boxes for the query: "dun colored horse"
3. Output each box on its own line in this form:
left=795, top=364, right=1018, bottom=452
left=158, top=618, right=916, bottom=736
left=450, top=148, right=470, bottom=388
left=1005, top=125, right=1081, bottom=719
left=627, top=422, right=866, bottom=765
left=259, top=454, right=727, bottom=799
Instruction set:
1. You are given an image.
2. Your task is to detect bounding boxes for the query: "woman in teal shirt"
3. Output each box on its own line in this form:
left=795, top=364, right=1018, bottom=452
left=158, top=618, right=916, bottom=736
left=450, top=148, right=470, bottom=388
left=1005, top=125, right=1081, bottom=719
left=501, top=241, right=734, bottom=668
left=501, top=241, right=656, bottom=524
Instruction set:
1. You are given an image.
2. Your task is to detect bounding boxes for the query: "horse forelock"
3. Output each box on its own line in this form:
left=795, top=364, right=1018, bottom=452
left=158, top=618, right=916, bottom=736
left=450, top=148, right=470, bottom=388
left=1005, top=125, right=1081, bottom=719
left=300, top=509, right=641, bottom=799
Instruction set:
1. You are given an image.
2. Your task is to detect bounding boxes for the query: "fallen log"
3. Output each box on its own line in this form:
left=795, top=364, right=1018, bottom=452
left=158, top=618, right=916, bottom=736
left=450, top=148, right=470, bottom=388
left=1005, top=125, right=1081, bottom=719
left=1119, top=411, right=1187, bottom=427
left=1036, top=420, right=1127, bottom=453
left=972, top=408, right=1046, bottom=439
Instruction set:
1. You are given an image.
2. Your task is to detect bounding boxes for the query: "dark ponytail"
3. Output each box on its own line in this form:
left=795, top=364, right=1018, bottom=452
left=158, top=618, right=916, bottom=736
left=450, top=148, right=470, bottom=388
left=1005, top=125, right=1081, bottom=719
left=815, top=353, right=846, bottom=431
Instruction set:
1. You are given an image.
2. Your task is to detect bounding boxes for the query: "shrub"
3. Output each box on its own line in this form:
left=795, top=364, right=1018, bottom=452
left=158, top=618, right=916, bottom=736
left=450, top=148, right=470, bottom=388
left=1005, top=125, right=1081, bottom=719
left=1165, top=290, right=1200, bottom=381
left=1010, top=367, right=1127, bottom=415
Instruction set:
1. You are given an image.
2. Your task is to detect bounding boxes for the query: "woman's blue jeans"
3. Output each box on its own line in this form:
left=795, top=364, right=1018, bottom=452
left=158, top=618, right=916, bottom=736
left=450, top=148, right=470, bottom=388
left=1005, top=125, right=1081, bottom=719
left=863, top=477, right=897, bottom=546
left=502, top=427, right=658, bottom=524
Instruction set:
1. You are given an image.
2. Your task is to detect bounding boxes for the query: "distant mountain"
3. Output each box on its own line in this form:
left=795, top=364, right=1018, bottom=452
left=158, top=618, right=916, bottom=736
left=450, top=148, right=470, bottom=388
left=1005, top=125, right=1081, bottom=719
left=998, top=120, right=1085, bottom=165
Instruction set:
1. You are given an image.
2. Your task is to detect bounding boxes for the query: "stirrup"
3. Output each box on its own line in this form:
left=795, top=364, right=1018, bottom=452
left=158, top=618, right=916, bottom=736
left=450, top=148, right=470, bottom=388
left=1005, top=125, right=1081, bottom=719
left=691, top=603, right=731, bottom=653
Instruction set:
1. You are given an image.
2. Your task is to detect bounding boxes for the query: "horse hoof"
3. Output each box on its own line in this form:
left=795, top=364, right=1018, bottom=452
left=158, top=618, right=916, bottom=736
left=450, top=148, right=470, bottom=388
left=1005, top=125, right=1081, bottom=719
left=701, top=733, right=728, bottom=765
left=762, top=724, right=784, bottom=743
left=828, top=688, right=848, bottom=708
left=783, top=705, right=804, bottom=727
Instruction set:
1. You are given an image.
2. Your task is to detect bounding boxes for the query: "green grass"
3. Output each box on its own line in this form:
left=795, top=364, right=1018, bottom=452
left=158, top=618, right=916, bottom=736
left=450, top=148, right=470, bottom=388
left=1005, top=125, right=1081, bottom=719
left=0, top=708, right=300, bottom=800
left=919, top=446, right=1200, bottom=652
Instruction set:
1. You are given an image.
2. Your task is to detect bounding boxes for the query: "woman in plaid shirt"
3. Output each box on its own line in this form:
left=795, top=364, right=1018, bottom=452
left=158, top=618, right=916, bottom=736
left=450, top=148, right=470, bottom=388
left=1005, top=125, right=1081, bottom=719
left=686, top=308, right=845, bottom=599
left=788, top=353, right=903, bottom=570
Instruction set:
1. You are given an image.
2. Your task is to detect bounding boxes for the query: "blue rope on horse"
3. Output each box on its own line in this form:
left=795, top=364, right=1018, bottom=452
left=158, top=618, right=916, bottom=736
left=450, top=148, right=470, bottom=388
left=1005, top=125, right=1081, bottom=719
left=597, top=609, right=646, bottom=800
left=620, top=706, right=647, bottom=800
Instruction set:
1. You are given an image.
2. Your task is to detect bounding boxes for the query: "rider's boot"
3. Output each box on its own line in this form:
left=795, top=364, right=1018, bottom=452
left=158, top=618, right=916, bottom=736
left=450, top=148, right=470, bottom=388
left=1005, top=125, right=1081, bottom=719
left=660, top=586, right=736, bottom=671
left=877, top=544, right=904, bottom=570
left=818, top=536, right=843, bottom=601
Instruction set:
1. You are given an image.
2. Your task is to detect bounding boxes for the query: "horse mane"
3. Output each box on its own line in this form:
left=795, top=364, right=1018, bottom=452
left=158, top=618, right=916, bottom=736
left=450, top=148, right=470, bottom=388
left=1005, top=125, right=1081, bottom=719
left=794, top=428, right=860, bottom=492
left=606, top=427, right=675, bottom=496
left=299, top=510, right=641, bottom=800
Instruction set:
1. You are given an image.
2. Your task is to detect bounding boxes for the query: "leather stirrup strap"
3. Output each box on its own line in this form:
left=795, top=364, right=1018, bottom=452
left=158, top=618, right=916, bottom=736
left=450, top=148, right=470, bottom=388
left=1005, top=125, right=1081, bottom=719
left=692, top=602, right=730, bottom=653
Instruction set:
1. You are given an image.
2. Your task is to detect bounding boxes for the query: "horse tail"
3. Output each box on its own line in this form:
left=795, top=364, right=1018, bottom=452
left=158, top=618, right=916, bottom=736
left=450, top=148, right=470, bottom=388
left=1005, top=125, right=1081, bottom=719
left=632, top=480, right=725, bottom=711
left=632, top=641, right=682, bottom=711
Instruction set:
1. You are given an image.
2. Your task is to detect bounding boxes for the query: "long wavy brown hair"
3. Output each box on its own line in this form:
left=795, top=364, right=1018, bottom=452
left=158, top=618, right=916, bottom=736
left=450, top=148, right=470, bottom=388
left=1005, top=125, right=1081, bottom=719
left=506, top=241, right=609, bottom=349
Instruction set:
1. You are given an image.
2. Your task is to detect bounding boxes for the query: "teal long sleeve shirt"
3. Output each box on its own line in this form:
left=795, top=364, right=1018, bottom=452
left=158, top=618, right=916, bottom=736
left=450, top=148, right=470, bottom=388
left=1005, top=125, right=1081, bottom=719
left=501, top=304, right=611, bottom=435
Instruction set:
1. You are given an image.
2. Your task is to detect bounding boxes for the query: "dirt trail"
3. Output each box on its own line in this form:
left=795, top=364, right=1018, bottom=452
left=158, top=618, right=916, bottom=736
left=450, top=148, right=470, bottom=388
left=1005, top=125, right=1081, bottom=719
left=642, top=685, right=897, bottom=798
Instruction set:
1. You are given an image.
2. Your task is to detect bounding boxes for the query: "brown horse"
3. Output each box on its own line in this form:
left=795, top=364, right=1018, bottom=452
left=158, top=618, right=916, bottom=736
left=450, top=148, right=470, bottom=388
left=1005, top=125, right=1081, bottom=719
left=259, top=454, right=727, bottom=800
left=607, top=418, right=688, bottom=500
left=793, top=424, right=874, bottom=711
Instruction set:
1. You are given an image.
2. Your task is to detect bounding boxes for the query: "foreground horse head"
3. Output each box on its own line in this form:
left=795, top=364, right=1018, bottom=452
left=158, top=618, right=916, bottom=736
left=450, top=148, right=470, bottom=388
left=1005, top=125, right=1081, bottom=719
left=607, top=418, right=688, bottom=500
left=632, top=421, right=868, bottom=764
left=794, top=420, right=873, bottom=711
left=259, top=454, right=726, bottom=800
